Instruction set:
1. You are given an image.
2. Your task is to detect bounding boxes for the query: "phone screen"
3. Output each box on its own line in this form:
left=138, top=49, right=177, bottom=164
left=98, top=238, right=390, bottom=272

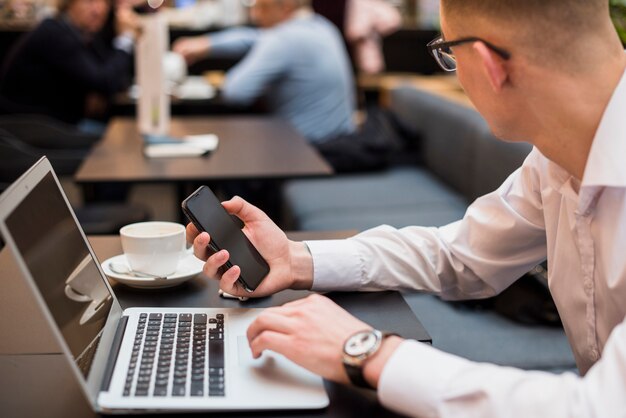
left=182, top=186, right=269, bottom=292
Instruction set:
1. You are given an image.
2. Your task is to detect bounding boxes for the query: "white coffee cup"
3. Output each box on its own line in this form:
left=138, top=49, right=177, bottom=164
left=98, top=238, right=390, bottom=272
left=120, top=221, right=186, bottom=277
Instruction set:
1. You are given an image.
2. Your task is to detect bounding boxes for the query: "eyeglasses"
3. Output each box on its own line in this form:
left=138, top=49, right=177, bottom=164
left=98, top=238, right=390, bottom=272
left=427, top=35, right=511, bottom=72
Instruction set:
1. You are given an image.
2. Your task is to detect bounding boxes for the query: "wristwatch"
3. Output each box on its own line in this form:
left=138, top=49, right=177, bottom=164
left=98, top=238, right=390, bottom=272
left=342, top=329, right=397, bottom=389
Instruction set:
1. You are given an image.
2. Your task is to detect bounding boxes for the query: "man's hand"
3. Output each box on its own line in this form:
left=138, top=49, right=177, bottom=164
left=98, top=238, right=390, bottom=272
left=247, top=294, right=403, bottom=387
left=172, top=36, right=211, bottom=65
left=115, top=6, right=140, bottom=38
left=186, top=196, right=313, bottom=298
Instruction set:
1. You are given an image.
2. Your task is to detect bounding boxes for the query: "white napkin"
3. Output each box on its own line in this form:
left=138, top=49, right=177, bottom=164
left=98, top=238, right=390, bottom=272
left=143, top=134, right=219, bottom=158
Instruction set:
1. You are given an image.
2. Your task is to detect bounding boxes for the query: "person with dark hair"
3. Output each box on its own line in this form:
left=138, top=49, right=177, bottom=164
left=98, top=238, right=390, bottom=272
left=0, top=0, right=139, bottom=133
left=187, top=0, right=626, bottom=416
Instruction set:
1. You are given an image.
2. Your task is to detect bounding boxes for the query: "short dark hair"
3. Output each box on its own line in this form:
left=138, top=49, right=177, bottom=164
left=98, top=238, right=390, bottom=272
left=442, top=0, right=608, bottom=28
left=441, top=0, right=611, bottom=67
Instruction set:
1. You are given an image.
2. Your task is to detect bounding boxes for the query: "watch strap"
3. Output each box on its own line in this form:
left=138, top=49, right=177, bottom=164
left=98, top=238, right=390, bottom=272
left=344, top=331, right=398, bottom=389
left=344, top=362, right=371, bottom=388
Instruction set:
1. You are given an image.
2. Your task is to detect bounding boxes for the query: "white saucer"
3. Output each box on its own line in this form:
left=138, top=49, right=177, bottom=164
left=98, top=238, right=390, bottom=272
left=101, top=252, right=204, bottom=289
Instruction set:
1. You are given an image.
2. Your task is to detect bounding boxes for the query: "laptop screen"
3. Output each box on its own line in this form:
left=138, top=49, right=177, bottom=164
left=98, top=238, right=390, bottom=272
left=5, top=172, right=113, bottom=379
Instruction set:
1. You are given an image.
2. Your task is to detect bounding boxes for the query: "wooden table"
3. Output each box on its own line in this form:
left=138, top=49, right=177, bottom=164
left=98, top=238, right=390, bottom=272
left=75, top=116, right=332, bottom=184
left=0, top=232, right=431, bottom=418
left=359, top=73, right=474, bottom=110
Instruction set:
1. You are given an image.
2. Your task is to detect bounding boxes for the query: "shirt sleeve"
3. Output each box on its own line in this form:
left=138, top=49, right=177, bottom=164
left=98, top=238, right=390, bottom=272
left=207, top=27, right=260, bottom=58
left=220, top=31, right=289, bottom=106
left=309, top=149, right=548, bottom=299
left=378, top=315, right=626, bottom=417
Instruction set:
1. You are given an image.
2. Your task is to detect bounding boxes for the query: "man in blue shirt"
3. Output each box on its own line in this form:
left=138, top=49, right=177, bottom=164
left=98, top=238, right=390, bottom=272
left=173, top=0, right=356, bottom=144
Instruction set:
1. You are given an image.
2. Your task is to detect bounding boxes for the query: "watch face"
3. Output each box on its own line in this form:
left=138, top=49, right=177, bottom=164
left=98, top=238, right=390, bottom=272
left=345, top=331, right=378, bottom=357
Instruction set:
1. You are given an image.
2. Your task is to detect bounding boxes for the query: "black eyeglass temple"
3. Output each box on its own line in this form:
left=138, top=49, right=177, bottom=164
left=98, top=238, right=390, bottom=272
left=428, top=36, right=511, bottom=60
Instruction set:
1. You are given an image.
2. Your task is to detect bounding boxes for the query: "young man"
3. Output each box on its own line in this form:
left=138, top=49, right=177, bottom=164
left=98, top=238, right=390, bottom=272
left=172, top=0, right=355, bottom=145
left=188, top=0, right=626, bottom=416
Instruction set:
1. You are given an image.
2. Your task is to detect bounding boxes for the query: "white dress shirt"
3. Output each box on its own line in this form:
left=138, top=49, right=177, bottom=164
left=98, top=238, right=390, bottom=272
left=306, top=68, right=626, bottom=417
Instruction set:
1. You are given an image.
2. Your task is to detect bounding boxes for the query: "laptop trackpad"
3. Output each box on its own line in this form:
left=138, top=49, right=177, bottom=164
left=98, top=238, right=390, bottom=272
left=237, top=335, right=282, bottom=369
left=237, top=335, right=257, bottom=366
left=236, top=335, right=321, bottom=388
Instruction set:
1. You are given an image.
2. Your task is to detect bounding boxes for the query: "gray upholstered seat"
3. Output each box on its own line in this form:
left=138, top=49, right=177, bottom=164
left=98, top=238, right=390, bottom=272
left=283, top=166, right=467, bottom=231
left=404, top=293, right=576, bottom=372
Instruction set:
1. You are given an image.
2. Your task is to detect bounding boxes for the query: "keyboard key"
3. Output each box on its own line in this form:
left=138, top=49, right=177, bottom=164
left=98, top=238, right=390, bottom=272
left=172, top=385, right=186, bottom=396
left=209, top=367, right=223, bottom=376
left=153, top=387, right=167, bottom=397
left=179, top=314, right=192, bottom=322
left=194, top=314, right=207, bottom=324
left=209, top=383, right=225, bottom=393
left=190, top=383, right=204, bottom=396
left=209, top=341, right=224, bottom=368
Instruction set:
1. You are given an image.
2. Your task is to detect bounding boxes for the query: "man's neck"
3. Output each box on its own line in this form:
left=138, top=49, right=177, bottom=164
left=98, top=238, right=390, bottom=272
left=292, top=6, right=314, bottom=19
left=61, top=13, right=93, bottom=42
left=277, top=6, right=313, bottom=26
left=529, top=54, right=626, bottom=181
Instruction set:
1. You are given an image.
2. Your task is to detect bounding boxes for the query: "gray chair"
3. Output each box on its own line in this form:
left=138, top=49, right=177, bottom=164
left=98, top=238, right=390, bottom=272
left=0, top=113, right=100, bottom=149
left=0, top=127, right=150, bottom=235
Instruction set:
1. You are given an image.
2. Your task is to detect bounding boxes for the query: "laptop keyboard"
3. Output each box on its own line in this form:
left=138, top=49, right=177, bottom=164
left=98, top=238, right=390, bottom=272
left=123, top=312, right=225, bottom=398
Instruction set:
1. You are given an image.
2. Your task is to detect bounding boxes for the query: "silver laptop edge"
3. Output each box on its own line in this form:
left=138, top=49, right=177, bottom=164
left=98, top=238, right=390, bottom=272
left=0, top=157, right=125, bottom=413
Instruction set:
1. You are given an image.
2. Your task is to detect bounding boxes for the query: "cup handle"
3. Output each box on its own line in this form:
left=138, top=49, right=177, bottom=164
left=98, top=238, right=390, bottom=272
left=64, top=284, right=92, bottom=303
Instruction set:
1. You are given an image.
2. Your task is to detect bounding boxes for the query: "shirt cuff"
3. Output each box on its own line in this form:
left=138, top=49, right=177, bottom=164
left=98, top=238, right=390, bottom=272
left=378, top=340, right=471, bottom=418
left=304, top=239, right=364, bottom=292
left=113, top=33, right=135, bottom=54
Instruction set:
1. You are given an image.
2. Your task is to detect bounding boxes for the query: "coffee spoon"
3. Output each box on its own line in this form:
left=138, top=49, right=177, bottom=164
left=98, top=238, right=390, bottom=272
left=108, top=262, right=168, bottom=280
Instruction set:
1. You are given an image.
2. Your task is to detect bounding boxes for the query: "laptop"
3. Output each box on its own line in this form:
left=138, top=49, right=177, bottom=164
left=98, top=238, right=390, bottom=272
left=0, top=157, right=329, bottom=413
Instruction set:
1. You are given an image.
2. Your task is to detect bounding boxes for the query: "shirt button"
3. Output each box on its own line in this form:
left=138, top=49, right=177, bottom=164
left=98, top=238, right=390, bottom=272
left=584, top=281, right=593, bottom=290
left=590, top=349, right=600, bottom=361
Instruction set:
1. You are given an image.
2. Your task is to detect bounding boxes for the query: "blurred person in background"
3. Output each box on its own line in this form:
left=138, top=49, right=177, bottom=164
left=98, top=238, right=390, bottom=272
left=0, top=0, right=140, bottom=134
left=174, top=0, right=403, bottom=173
left=173, top=0, right=356, bottom=147
left=345, top=0, right=402, bottom=74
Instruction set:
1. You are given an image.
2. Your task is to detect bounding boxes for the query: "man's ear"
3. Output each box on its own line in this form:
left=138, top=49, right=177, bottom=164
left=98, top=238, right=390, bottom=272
left=473, top=41, right=508, bottom=93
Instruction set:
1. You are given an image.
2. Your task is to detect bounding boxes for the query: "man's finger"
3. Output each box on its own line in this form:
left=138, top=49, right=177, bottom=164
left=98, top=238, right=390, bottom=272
left=246, top=312, right=297, bottom=344
left=193, top=232, right=211, bottom=260
left=202, top=249, right=229, bottom=279
left=219, top=265, right=248, bottom=296
left=222, top=196, right=268, bottom=224
left=186, top=222, right=200, bottom=244
left=249, top=330, right=292, bottom=359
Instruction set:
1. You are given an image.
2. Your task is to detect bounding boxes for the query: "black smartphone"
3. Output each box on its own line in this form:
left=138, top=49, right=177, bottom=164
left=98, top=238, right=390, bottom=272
left=181, top=185, right=269, bottom=292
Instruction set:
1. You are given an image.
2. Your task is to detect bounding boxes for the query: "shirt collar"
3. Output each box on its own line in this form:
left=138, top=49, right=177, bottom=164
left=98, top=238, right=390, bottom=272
left=292, top=7, right=314, bottom=20
left=278, top=7, right=313, bottom=27
left=581, top=65, right=626, bottom=189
